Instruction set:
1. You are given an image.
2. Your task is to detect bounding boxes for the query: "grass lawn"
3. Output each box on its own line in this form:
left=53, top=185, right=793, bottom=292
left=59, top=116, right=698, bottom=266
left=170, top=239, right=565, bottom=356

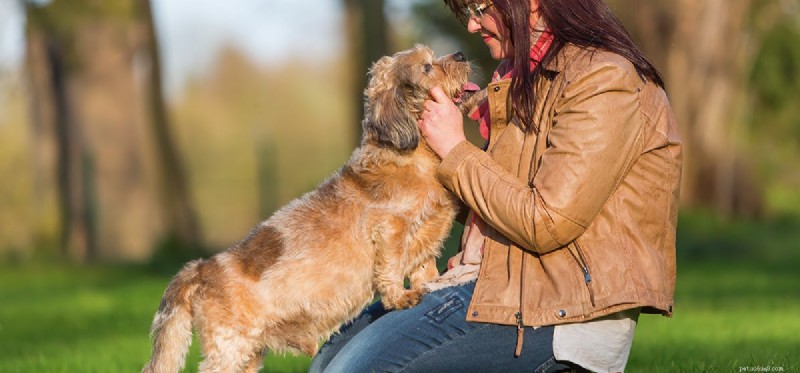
left=0, top=212, right=798, bottom=372
left=0, top=264, right=313, bottom=373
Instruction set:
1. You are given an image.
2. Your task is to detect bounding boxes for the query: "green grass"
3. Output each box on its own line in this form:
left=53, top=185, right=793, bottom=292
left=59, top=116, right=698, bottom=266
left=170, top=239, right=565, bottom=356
left=628, top=263, right=799, bottom=372
left=0, top=264, right=311, bottom=372
left=1, top=211, right=798, bottom=372
left=626, top=211, right=800, bottom=372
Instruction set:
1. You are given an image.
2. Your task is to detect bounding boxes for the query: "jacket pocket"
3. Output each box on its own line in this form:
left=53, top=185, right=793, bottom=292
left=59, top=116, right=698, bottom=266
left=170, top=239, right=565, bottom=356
left=570, top=240, right=596, bottom=307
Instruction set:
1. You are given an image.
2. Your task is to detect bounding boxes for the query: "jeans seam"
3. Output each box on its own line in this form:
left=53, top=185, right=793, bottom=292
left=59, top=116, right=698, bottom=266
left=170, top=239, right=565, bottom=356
left=395, top=323, right=493, bottom=373
left=424, top=293, right=465, bottom=324
left=533, top=355, right=557, bottom=373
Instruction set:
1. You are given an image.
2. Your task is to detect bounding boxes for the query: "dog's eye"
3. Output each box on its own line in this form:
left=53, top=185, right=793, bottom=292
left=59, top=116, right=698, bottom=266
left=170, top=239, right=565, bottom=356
left=423, top=64, right=433, bottom=74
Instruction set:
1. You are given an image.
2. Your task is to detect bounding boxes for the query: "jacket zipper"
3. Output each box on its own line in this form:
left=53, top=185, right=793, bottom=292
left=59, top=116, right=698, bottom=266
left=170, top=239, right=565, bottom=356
left=515, top=255, right=526, bottom=357
left=572, top=240, right=596, bottom=308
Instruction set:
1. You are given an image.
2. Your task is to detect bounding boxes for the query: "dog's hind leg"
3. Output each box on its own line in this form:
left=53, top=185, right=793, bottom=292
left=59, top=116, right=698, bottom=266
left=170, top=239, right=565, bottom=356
left=197, top=328, right=257, bottom=373
left=240, top=348, right=266, bottom=373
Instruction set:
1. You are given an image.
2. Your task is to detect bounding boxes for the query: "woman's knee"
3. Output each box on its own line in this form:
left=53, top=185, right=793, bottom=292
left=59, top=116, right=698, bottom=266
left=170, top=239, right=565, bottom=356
left=309, top=301, right=389, bottom=372
left=312, top=283, right=479, bottom=372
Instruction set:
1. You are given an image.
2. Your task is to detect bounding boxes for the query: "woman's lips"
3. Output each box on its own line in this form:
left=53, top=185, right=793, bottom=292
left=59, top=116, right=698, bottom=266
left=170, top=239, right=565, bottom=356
left=482, top=34, right=493, bottom=43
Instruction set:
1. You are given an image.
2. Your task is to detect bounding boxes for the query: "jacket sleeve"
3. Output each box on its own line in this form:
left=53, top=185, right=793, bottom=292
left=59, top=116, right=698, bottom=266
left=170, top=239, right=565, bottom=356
left=436, top=61, right=643, bottom=254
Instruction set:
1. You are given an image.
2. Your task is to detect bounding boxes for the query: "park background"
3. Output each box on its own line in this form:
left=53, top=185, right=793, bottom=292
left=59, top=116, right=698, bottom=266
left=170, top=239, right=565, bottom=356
left=0, top=0, right=798, bottom=371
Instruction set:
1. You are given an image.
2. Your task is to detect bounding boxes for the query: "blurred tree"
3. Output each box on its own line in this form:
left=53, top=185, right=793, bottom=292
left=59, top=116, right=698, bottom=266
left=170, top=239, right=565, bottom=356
left=342, top=0, right=389, bottom=145
left=169, top=48, right=352, bottom=247
left=746, top=1, right=800, bottom=206
left=139, top=0, right=203, bottom=252
left=608, top=0, right=766, bottom=217
left=25, top=0, right=201, bottom=261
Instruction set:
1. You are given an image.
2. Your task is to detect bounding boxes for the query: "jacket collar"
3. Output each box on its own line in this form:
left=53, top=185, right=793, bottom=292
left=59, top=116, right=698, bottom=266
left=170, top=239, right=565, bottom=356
left=543, top=43, right=581, bottom=73
left=486, top=46, right=578, bottom=94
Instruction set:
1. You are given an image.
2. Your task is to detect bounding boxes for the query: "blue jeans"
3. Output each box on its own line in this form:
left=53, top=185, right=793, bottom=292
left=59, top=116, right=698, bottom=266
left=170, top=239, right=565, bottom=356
left=309, top=282, right=571, bottom=373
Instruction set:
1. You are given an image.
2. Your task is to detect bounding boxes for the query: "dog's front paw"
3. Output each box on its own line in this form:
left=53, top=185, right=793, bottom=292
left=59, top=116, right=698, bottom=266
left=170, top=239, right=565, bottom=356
left=383, top=289, right=423, bottom=310
left=458, top=88, right=487, bottom=116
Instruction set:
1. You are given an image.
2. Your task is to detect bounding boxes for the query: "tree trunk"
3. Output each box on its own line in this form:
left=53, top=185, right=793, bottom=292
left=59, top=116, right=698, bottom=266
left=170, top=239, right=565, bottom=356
left=342, top=0, right=389, bottom=146
left=138, top=0, right=203, bottom=251
left=25, top=0, right=200, bottom=261
left=26, top=32, right=93, bottom=261
left=667, top=0, right=762, bottom=217
left=609, top=0, right=764, bottom=217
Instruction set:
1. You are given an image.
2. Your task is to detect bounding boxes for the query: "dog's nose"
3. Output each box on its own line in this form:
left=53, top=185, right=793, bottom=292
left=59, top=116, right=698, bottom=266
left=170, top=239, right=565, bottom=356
left=453, top=51, right=466, bottom=62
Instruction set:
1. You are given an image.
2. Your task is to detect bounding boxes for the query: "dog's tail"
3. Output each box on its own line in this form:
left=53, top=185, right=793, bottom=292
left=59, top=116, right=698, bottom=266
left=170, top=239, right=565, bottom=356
left=142, top=259, right=203, bottom=373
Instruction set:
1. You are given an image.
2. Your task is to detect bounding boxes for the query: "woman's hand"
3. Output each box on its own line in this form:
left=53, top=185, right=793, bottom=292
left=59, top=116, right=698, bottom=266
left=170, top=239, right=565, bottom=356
left=418, top=86, right=467, bottom=158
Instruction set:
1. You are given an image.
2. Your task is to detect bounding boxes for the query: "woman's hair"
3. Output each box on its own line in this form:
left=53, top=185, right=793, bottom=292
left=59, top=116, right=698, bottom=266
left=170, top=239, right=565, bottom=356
left=444, top=0, right=664, bottom=133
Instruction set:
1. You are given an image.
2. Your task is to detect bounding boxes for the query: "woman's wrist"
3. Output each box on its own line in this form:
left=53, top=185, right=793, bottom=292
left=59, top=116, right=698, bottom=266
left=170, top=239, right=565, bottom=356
left=433, top=135, right=468, bottom=158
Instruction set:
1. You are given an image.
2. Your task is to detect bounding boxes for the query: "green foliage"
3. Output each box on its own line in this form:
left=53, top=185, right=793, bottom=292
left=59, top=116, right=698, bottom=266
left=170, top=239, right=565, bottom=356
left=1, top=211, right=798, bottom=371
left=169, top=49, right=353, bottom=250
left=749, top=18, right=800, bottom=140
left=676, top=209, right=800, bottom=265
left=741, top=7, right=800, bottom=213
left=26, top=0, right=139, bottom=72
left=26, top=0, right=138, bottom=32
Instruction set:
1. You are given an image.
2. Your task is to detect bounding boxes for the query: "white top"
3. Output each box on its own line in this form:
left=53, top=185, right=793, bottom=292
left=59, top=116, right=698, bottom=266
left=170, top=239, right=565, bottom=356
left=553, top=308, right=640, bottom=373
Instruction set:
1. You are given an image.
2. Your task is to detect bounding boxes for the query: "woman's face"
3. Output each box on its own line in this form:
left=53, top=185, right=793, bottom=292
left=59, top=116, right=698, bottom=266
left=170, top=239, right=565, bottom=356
left=466, top=4, right=510, bottom=60
left=466, top=0, right=540, bottom=60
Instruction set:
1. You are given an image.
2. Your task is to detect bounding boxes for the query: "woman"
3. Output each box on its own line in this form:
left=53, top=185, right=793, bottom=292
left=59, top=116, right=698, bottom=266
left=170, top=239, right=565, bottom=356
left=310, top=0, right=681, bottom=371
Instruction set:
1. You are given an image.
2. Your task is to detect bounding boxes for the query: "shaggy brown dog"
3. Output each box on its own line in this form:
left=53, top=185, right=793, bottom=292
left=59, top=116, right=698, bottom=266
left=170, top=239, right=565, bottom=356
left=142, top=45, right=479, bottom=373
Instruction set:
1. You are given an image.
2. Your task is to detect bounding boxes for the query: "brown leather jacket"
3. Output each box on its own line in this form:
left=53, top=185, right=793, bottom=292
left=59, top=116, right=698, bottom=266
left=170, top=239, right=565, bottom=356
left=436, top=44, right=682, bottom=328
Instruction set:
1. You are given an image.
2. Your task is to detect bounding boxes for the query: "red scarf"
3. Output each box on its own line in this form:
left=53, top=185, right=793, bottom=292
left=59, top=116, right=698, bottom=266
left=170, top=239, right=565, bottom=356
left=469, top=29, right=554, bottom=140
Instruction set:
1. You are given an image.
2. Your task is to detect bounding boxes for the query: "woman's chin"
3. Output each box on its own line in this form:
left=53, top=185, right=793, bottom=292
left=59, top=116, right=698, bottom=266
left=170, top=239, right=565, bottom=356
left=486, top=42, right=510, bottom=60
left=489, top=49, right=506, bottom=60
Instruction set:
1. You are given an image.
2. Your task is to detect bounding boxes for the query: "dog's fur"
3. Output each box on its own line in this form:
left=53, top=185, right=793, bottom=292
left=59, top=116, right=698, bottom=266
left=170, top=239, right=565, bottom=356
left=142, top=45, right=477, bottom=373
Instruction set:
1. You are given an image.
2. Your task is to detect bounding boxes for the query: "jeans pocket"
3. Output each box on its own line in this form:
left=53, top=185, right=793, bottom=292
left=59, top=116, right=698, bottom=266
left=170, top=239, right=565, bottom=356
left=424, top=293, right=465, bottom=324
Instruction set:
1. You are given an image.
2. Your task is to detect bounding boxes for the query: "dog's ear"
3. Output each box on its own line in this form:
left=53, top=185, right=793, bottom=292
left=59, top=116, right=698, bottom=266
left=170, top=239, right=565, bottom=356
left=365, top=85, right=419, bottom=151
left=363, top=57, right=420, bottom=152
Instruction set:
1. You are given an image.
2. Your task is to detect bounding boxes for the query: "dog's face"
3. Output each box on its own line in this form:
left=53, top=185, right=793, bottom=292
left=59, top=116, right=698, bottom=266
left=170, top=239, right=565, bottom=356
left=363, top=45, right=478, bottom=152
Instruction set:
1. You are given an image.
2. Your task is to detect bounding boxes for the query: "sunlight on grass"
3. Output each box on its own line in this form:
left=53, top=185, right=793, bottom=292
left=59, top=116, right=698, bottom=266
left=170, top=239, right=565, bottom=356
left=629, top=265, right=799, bottom=372
left=1, top=213, right=798, bottom=372
left=0, top=263, right=312, bottom=373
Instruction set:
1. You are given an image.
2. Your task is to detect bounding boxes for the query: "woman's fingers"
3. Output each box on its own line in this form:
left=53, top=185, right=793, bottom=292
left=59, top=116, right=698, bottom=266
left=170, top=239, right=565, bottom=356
left=418, top=86, right=467, bottom=158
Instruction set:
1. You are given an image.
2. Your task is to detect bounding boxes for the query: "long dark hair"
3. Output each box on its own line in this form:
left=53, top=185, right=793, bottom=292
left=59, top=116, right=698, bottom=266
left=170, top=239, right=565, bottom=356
left=445, top=0, right=664, bottom=132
